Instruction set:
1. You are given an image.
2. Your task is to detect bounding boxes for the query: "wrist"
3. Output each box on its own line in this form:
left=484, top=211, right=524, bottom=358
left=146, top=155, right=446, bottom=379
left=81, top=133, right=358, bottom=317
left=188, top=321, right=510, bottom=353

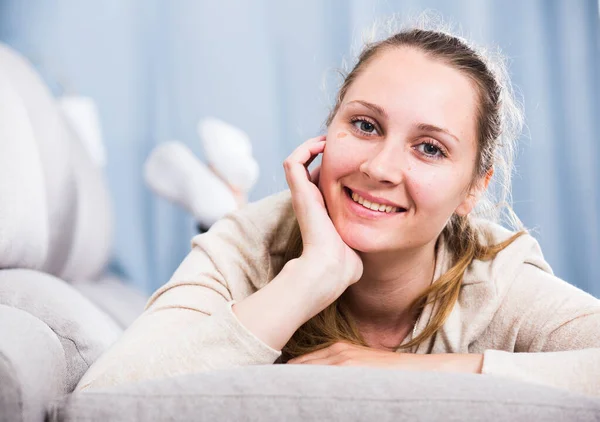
left=232, top=261, right=321, bottom=351
left=276, top=259, right=335, bottom=319
left=282, top=257, right=347, bottom=314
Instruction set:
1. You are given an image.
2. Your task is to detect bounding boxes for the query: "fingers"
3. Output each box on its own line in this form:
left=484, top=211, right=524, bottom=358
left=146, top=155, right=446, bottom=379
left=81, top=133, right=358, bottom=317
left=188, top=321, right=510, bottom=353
left=287, top=346, right=333, bottom=364
left=303, top=135, right=326, bottom=170
left=282, top=134, right=328, bottom=250
left=283, top=135, right=326, bottom=195
left=287, top=341, right=348, bottom=364
left=306, top=134, right=327, bottom=144
left=288, top=353, right=349, bottom=367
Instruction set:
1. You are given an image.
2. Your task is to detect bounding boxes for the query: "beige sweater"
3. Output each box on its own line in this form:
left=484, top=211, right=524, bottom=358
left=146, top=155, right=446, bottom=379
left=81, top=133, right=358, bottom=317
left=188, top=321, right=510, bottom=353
left=78, top=190, right=600, bottom=397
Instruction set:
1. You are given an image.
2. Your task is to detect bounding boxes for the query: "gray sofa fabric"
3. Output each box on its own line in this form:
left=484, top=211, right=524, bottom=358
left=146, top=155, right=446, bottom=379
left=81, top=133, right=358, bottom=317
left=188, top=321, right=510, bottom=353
left=72, top=276, right=148, bottom=329
left=0, top=269, right=122, bottom=392
left=0, top=305, right=66, bottom=422
left=49, top=365, right=600, bottom=422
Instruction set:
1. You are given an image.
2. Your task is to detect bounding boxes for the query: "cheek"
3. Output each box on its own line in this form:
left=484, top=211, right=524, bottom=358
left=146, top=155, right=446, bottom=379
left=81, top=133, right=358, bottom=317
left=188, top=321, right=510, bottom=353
left=322, top=130, right=361, bottom=175
left=407, top=170, right=436, bottom=206
left=406, top=166, right=463, bottom=210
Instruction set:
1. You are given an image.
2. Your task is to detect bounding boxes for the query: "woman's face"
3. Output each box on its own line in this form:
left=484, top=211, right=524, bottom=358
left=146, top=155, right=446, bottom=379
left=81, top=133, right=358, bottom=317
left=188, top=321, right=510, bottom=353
left=319, top=47, right=485, bottom=253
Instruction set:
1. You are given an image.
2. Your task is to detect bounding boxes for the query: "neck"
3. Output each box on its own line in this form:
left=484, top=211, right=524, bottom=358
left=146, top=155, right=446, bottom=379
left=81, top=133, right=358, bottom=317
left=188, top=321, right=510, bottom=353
left=341, top=237, right=439, bottom=336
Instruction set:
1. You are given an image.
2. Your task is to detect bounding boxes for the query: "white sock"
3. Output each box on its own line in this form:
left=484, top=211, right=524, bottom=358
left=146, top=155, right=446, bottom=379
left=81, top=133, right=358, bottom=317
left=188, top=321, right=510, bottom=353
left=197, top=117, right=259, bottom=192
left=144, top=141, right=237, bottom=227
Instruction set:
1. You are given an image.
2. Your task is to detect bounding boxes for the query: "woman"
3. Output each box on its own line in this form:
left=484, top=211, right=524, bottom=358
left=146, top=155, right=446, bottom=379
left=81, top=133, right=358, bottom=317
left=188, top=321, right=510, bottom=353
left=78, top=25, right=600, bottom=396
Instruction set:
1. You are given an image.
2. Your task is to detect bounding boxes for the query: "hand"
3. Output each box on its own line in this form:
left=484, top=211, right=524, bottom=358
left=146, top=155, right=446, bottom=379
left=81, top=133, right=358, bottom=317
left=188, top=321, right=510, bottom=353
left=283, top=136, right=364, bottom=301
left=287, top=341, right=404, bottom=368
left=287, top=342, right=483, bottom=374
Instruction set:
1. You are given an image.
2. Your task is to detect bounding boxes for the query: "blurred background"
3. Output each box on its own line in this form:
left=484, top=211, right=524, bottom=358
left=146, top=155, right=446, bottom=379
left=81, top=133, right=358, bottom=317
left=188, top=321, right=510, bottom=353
left=1, top=0, right=598, bottom=296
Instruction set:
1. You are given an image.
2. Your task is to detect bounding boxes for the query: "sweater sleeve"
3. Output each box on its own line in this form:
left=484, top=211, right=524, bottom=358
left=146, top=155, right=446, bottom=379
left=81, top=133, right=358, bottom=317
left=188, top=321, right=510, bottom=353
left=482, top=264, right=600, bottom=397
left=76, top=204, right=284, bottom=391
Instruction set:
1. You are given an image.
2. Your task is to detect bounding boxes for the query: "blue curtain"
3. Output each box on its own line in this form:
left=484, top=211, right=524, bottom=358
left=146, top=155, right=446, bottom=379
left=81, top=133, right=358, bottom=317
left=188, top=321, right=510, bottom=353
left=1, top=0, right=598, bottom=297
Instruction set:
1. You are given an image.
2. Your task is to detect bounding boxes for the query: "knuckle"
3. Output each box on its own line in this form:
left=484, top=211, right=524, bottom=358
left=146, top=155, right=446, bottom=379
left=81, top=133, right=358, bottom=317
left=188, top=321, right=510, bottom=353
left=331, top=342, right=348, bottom=353
left=339, top=350, right=352, bottom=358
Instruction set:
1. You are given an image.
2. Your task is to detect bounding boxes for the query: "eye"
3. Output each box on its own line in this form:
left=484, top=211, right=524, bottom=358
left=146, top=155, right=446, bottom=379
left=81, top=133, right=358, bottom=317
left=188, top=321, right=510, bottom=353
left=350, top=117, right=380, bottom=136
left=415, top=140, right=448, bottom=160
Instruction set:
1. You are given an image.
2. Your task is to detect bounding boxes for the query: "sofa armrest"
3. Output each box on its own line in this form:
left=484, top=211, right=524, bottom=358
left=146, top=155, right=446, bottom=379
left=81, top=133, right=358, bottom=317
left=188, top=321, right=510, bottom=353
left=0, top=269, right=122, bottom=392
left=49, top=365, right=600, bottom=422
left=0, top=305, right=67, bottom=422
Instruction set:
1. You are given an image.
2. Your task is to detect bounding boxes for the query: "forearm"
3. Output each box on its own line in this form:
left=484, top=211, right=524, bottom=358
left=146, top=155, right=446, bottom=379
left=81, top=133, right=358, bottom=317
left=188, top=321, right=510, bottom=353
left=232, top=258, right=330, bottom=351
left=395, top=353, right=483, bottom=374
left=430, top=353, right=484, bottom=374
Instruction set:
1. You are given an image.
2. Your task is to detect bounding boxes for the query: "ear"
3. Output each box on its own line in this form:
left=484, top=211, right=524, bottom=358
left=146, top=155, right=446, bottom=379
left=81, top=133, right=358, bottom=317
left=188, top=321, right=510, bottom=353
left=455, top=167, right=494, bottom=217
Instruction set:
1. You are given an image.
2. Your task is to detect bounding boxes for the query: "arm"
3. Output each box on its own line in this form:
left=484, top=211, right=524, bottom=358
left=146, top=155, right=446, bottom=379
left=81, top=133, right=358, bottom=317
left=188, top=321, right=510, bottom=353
left=78, top=135, right=360, bottom=391
left=481, top=264, right=600, bottom=397
left=232, top=258, right=331, bottom=351
left=77, top=194, right=307, bottom=391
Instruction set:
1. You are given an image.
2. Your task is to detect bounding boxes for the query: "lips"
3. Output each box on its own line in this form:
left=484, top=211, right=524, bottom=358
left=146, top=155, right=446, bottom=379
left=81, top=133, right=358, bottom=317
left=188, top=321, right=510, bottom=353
left=342, top=188, right=408, bottom=217
left=344, top=187, right=407, bottom=212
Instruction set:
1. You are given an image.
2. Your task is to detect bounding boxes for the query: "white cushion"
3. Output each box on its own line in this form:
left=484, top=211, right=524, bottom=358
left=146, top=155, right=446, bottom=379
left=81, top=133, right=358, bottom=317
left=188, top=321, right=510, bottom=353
left=0, top=42, right=113, bottom=281
left=0, top=43, right=76, bottom=274
left=0, top=63, right=48, bottom=270
left=60, top=128, right=113, bottom=281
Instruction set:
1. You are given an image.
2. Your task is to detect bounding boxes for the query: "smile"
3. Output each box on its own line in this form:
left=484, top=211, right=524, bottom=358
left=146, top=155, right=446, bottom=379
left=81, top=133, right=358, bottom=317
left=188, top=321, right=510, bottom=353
left=343, top=187, right=407, bottom=217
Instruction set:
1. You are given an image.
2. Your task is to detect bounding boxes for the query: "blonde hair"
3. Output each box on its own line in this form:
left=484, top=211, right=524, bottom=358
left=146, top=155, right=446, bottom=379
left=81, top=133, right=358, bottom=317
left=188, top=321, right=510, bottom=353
left=281, top=17, right=527, bottom=362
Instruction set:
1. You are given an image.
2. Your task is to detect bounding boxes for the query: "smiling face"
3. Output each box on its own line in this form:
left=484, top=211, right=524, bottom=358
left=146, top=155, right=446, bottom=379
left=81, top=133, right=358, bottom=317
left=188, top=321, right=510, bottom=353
left=319, top=46, right=485, bottom=253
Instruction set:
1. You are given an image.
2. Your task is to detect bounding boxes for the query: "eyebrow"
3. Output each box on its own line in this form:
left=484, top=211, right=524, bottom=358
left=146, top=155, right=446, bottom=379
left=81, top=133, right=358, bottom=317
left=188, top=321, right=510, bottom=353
left=417, top=123, right=461, bottom=144
left=345, top=100, right=460, bottom=143
left=346, top=100, right=389, bottom=119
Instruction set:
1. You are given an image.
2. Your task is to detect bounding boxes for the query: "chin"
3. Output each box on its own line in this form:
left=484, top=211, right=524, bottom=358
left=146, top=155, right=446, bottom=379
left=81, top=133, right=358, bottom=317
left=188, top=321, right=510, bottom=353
left=338, top=225, right=394, bottom=253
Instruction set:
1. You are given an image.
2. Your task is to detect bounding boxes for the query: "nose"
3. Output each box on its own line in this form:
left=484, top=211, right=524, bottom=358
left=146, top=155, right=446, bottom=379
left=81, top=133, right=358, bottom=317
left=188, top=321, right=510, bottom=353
left=359, top=142, right=405, bottom=185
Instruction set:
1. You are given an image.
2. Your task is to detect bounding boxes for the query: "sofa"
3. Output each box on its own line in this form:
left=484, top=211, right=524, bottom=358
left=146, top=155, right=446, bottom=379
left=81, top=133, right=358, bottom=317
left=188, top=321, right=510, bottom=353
left=1, top=42, right=600, bottom=422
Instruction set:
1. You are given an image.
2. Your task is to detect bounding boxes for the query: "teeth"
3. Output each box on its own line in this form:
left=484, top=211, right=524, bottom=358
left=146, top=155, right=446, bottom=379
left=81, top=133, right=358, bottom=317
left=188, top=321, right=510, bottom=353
left=349, top=190, right=400, bottom=213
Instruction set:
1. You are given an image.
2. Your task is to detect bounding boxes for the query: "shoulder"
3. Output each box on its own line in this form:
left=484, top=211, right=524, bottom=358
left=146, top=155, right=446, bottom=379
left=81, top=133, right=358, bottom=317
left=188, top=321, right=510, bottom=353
left=237, top=189, right=294, bottom=232
left=458, top=219, right=600, bottom=348
left=456, top=219, right=554, bottom=334
left=231, top=189, right=296, bottom=257
left=464, top=218, right=553, bottom=290
left=194, top=189, right=294, bottom=246
left=190, top=189, right=296, bottom=286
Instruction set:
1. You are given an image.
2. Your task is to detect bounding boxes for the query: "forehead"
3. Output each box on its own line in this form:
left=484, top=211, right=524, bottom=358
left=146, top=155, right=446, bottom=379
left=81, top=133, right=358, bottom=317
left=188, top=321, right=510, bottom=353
left=343, top=47, right=479, bottom=144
